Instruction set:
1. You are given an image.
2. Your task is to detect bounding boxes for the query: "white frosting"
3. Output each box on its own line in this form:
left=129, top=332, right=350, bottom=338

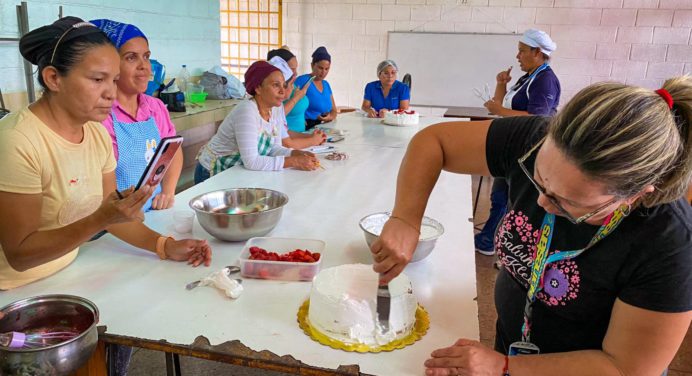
left=383, top=110, right=419, bottom=126
left=308, top=264, right=417, bottom=346
left=201, top=269, right=244, bottom=299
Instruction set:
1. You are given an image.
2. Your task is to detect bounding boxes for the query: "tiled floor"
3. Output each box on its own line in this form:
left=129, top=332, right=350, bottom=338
left=127, top=176, right=691, bottom=375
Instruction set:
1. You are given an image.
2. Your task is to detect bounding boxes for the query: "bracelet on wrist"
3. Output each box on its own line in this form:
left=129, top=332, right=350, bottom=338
left=155, top=235, right=173, bottom=260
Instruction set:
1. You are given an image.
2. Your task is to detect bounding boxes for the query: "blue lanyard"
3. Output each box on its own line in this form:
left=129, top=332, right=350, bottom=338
left=520, top=206, right=628, bottom=342
left=511, top=63, right=549, bottom=92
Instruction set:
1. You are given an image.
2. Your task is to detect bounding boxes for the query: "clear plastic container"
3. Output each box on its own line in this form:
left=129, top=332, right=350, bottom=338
left=178, top=65, right=190, bottom=94
left=239, top=237, right=325, bottom=281
left=187, top=83, right=204, bottom=93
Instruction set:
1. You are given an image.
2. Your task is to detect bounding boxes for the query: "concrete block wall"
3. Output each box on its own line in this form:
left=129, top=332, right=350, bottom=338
left=282, top=0, right=692, bottom=108
left=0, top=0, right=220, bottom=109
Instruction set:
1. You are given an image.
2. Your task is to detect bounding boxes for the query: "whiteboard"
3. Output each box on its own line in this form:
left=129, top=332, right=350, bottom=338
left=387, top=32, right=520, bottom=108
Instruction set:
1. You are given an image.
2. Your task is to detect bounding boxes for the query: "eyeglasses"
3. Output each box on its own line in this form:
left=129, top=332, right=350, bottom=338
left=517, top=138, right=619, bottom=224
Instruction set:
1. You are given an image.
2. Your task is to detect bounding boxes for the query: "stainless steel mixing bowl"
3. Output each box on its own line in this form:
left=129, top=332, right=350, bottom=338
left=0, top=294, right=99, bottom=376
left=189, top=188, right=289, bottom=241
left=359, top=212, right=444, bottom=262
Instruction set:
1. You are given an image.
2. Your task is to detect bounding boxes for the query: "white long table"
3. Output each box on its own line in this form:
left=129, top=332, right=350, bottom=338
left=1, top=113, right=477, bottom=376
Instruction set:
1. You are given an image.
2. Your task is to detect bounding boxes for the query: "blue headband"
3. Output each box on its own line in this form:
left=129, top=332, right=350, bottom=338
left=90, top=19, right=147, bottom=49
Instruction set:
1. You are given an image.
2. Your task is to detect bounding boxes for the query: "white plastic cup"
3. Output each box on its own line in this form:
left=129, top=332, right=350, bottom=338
left=173, top=210, right=195, bottom=233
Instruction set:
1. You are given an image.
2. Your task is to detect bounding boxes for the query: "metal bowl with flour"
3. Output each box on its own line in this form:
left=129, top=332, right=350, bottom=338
left=359, top=212, right=444, bottom=262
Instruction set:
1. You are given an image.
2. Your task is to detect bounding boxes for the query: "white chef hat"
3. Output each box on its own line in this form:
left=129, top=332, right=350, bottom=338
left=520, top=29, right=557, bottom=56
left=268, top=56, right=293, bottom=81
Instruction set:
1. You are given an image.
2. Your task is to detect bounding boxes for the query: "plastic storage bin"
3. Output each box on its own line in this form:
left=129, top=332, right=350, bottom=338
left=239, top=237, right=325, bottom=281
left=188, top=92, right=208, bottom=103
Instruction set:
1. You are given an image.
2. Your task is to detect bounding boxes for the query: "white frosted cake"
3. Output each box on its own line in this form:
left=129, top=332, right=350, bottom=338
left=383, top=109, right=419, bottom=126
left=308, top=264, right=417, bottom=346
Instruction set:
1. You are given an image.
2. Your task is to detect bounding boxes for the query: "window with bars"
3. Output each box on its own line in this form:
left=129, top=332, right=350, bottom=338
left=220, top=0, right=282, bottom=79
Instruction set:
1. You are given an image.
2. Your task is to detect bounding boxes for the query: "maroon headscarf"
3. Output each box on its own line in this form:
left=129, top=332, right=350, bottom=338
left=244, top=61, right=280, bottom=96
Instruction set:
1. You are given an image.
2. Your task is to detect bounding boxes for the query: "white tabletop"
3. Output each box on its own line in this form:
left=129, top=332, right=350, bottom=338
left=1, top=113, right=477, bottom=376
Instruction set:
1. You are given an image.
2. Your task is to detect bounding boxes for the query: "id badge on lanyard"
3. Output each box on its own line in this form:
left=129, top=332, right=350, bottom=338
left=510, top=206, right=628, bottom=356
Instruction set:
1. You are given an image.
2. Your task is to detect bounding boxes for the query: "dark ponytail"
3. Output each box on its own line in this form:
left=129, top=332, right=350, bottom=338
left=19, top=16, right=114, bottom=91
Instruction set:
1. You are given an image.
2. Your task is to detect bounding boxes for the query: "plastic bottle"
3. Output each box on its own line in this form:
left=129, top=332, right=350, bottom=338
left=178, top=65, right=190, bottom=94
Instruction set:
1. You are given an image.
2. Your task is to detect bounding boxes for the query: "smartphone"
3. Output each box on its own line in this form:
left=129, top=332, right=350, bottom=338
left=327, top=135, right=344, bottom=142
left=301, top=75, right=316, bottom=89
left=135, top=136, right=183, bottom=190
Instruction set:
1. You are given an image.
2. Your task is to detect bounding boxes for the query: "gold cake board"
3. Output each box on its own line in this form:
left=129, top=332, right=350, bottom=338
left=297, top=299, right=429, bottom=353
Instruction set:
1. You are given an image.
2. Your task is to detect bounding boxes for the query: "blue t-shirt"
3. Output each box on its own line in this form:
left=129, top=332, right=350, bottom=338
left=510, top=66, right=560, bottom=116
left=363, top=80, right=411, bottom=112
left=295, top=74, right=333, bottom=120
left=285, top=87, right=310, bottom=132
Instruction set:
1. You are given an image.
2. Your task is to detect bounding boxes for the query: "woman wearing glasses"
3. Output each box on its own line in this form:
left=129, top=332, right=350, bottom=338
left=371, top=77, right=692, bottom=375
left=361, top=59, right=411, bottom=118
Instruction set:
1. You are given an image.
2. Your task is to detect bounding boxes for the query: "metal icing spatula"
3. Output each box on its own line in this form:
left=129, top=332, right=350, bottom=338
left=376, top=281, right=391, bottom=333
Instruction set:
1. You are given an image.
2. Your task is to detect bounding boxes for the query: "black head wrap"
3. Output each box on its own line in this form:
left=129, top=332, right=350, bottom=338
left=20, top=16, right=104, bottom=66
left=311, top=46, right=331, bottom=64
left=267, top=48, right=295, bottom=63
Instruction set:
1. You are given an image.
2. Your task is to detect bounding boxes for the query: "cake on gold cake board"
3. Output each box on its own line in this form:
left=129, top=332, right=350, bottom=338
left=297, top=264, right=429, bottom=353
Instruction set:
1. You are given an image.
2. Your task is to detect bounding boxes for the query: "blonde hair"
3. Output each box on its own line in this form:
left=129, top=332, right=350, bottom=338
left=549, top=76, right=692, bottom=207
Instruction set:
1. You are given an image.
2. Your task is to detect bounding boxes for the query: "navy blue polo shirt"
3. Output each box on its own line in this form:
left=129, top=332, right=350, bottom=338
left=510, top=66, right=561, bottom=116
left=363, top=80, right=411, bottom=112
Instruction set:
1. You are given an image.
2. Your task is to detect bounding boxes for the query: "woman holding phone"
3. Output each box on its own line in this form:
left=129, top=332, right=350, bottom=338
left=294, top=46, right=338, bottom=130
left=267, top=53, right=326, bottom=149
left=91, top=19, right=182, bottom=211
left=0, top=17, right=212, bottom=291
left=267, top=48, right=311, bottom=133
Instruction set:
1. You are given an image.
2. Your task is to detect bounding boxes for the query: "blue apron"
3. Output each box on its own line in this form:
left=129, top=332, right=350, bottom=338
left=112, top=112, right=162, bottom=211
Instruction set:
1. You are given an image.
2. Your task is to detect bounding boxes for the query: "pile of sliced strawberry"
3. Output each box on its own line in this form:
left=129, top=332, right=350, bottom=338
left=393, top=109, right=416, bottom=115
left=248, top=246, right=321, bottom=263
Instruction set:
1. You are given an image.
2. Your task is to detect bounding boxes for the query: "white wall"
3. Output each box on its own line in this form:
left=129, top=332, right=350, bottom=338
left=282, top=0, right=692, bottom=108
left=0, top=0, right=221, bottom=96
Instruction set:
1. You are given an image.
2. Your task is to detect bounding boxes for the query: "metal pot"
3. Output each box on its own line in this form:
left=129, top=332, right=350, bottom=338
left=0, top=294, right=100, bottom=376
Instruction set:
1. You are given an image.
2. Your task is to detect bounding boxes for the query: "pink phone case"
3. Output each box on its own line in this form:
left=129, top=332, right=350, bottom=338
left=136, top=136, right=183, bottom=190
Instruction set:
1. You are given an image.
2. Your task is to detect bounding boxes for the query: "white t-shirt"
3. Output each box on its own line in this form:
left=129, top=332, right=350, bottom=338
left=198, top=99, right=292, bottom=171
